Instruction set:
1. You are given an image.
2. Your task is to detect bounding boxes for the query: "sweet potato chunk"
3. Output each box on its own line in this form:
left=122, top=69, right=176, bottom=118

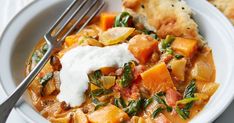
left=128, top=35, right=158, bottom=64
left=171, top=37, right=198, bottom=57
left=141, top=62, right=174, bottom=93
left=87, top=104, right=129, bottom=123
left=100, top=12, right=117, bottom=30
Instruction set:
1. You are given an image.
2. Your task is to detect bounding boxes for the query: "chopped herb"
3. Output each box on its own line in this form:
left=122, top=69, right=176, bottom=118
left=114, top=97, right=126, bottom=108
left=88, top=70, right=103, bottom=87
left=114, top=12, right=132, bottom=27
left=161, top=35, right=175, bottom=49
left=152, top=107, right=164, bottom=118
left=119, top=62, right=134, bottom=88
left=143, top=98, right=153, bottom=108
left=124, top=99, right=143, bottom=116
left=175, top=54, right=184, bottom=59
left=40, top=72, right=53, bottom=87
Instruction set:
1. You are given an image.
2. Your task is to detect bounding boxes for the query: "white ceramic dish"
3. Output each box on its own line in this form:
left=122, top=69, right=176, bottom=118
left=0, top=0, right=234, bottom=122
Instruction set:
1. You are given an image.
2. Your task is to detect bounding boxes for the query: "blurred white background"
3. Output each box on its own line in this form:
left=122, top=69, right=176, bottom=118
left=0, top=0, right=233, bottom=123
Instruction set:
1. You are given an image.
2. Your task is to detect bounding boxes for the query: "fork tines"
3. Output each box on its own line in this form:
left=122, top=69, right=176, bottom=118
left=45, top=0, right=105, bottom=44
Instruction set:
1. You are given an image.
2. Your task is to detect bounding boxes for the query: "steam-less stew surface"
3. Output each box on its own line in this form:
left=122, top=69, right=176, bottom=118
left=26, top=1, right=219, bottom=123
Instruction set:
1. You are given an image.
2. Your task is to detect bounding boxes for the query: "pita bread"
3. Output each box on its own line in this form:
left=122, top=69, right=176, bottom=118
left=123, top=0, right=201, bottom=40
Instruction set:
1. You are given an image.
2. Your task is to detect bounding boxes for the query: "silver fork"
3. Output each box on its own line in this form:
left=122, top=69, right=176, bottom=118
left=0, top=0, right=105, bottom=122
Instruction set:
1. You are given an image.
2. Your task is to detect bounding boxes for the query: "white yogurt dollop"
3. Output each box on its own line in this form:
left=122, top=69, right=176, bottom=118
left=57, top=43, right=137, bottom=107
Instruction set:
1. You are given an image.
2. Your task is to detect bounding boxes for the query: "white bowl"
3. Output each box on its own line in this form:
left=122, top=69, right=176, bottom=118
left=0, top=0, right=234, bottom=122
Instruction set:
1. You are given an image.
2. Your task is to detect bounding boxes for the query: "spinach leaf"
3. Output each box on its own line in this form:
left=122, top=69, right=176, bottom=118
left=184, top=79, right=196, bottom=98
left=124, top=99, right=143, bottom=116
left=114, top=12, right=132, bottom=27
left=153, top=94, right=172, bottom=112
left=88, top=70, right=103, bottom=87
left=143, top=29, right=158, bottom=39
left=92, top=98, right=108, bottom=110
left=114, top=97, right=126, bottom=108
left=166, top=48, right=174, bottom=55
left=119, top=62, right=134, bottom=88
left=40, top=72, right=53, bottom=87
left=176, top=79, right=197, bottom=120
left=176, top=97, right=198, bottom=105
left=175, top=54, right=184, bottom=59
left=90, top=88, right=112, bottom=97
left=152, top=107, right=164, bottom=118
left=32, top=50, right=42, bottom=63
left=175, top=106, right=190, bottom=120
left=143, top=98, right=153, bottom=108
left=41, top=44, right=48, bottom=54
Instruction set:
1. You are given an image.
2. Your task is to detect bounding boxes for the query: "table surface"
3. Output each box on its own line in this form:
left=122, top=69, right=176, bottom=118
left=0, top=0, right=233, bottom=123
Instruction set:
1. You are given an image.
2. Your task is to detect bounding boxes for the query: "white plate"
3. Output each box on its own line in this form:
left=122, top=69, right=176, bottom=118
left=0, top=0, right=234, bottom=122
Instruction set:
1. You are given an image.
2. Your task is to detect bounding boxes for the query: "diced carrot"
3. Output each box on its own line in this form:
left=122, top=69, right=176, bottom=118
left=100, top=12, right=117, bottom=30
left=140, top=62, right=175, bottom=94
left=87, top=104, right=129, bottom=123
left=165, top=88, right=182, bottom=106
left=171, top=37, right=198, bottom=57
left=128, top=35, right=158, bottom=64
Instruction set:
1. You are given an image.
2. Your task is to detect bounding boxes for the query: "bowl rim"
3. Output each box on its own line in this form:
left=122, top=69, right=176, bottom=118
left=0, top=0, right=234, bottom=122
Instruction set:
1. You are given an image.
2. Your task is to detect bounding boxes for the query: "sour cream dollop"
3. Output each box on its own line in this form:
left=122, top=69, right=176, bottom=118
left=57, top=43, right=137, bottom=107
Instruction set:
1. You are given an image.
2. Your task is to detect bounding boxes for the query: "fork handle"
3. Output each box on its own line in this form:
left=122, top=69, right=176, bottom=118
left=0, top=45, right=53, bottom=123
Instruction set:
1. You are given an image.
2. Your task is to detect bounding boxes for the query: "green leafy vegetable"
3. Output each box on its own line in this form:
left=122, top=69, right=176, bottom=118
left=114, top=97, right=127, bottom=108
left=153, top=94, right=172, bottom=112
left=184, top=79, right=196, bottom=98
left=90, top=88, right=112, bottom=97
left=92, top=98, right=108, bottom=110
left=176, top=97, right=199, bottom=105
left=124, top=99, right=143, bottom=116
left=152, top=107, right=164, bottom=118
left=32, top=51, right=41, bottom=63
left=143, top=29, right=158, bottom=39
left=166, top=48, right=174, bottom=55
left=41, top=44, right=48, bottom=54
left=40, top=72, right=53, bottom=87
left=157, top=91, right=166, bottom=96
left=175, top=106, right=190, bottom=120
left=175, top=54, right=184, bottom=59
left=88, top=70, right=103, bottom=87
left=143, top=98, right=153, bottom=108
left=114, top=12, right=132, bottom=27
left=119, top=62, right=134, bottom=88
left=176, top=79, right=197, bottom=120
